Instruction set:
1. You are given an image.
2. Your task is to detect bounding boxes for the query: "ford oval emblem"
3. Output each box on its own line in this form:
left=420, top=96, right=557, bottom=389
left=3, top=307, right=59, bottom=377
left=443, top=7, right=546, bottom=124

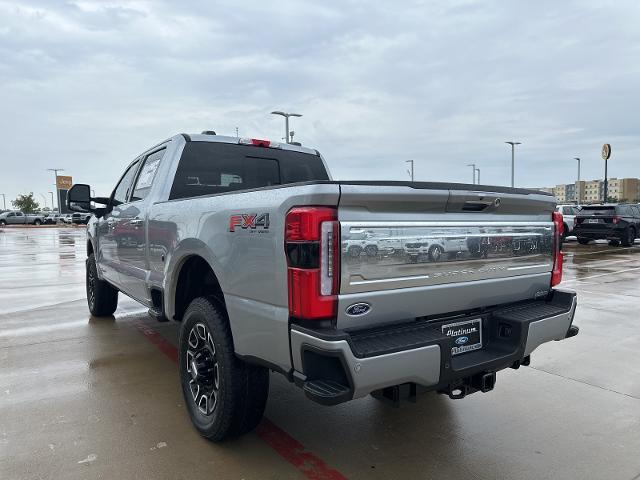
left=346, top=303, right=371, bottom=316
left=455, top=336, right=469, bottom=345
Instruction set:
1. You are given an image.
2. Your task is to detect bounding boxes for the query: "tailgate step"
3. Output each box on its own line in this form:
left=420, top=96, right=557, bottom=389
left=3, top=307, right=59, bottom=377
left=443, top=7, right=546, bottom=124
left=303, top=380, right=351, bottom=406
left=349, top=323, right=446, bottom=358
left=493, top=301, right=569, bottom=323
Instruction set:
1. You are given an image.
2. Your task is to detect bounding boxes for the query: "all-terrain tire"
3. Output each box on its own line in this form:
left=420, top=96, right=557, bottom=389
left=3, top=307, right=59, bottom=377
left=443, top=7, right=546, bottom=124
left=86, top=253, right=118, bottom=316
left=179, top=296, right=269, bottom=441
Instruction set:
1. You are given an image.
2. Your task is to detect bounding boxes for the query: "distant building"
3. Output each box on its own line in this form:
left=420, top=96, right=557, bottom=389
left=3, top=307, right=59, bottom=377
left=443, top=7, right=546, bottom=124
left=584, top=180, right=604, bottom=203
left=551, top=178, right=640, bottom=204
left=608, top=178, right=640, bottom=203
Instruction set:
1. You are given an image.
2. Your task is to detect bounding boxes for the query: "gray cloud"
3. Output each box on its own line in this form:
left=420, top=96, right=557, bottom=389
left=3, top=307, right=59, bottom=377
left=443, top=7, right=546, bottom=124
left=1, top=0, right=639, bottom=207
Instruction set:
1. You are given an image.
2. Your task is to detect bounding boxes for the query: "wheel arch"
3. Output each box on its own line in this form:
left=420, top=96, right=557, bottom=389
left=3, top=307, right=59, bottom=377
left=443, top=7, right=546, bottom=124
left=165, top=240, right=227, bottom=322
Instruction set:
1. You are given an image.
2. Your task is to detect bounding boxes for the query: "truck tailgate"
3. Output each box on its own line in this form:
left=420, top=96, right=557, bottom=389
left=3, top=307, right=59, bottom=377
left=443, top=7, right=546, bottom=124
left=336, top=183, right=557, bottom=328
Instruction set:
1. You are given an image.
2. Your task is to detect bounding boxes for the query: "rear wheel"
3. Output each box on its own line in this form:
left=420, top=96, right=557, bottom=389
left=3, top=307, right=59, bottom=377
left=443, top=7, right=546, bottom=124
left=179, top=296, right=269, bottom=441
left=34, top=219, right=41, bottom=226
left=609, top=239, right=620, bottom=247
left=348, top=245, right=362, bottom=258
left=86, top=253, right=118, bottom=316
left=0, top=220, right=5, bottom=226
left=621, top=227, right=635, bottom=247
left=577, top=237, right=590, bottom=245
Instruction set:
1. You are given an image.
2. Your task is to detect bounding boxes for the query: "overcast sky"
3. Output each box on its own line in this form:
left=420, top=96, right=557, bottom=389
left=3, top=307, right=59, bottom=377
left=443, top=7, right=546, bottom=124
left=1, top=0, right=640, bottom=208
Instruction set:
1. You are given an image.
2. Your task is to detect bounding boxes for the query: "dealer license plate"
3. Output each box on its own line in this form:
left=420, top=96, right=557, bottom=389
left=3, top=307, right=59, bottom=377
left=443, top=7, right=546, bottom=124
left=442, top=318, right=483, bottom=356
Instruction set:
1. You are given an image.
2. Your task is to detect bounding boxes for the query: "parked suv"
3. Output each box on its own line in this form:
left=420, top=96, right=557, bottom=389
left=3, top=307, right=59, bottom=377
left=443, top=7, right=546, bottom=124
left=574, top=204, right=640, bottom=246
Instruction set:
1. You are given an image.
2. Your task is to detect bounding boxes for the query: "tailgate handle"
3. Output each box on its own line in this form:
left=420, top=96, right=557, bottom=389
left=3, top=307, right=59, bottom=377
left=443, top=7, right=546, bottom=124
left=462, top=201, right=493, bottom=211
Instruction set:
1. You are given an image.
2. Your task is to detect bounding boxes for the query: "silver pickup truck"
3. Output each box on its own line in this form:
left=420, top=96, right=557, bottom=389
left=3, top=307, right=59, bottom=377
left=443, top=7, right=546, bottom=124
left=0, top=211, right=45, bottom=225
left=67, top=132, right=578, bottom=441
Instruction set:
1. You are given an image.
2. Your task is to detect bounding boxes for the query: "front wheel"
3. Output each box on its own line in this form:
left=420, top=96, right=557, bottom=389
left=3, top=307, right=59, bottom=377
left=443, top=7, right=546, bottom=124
left=86, top=253, right=118, bottom=316
left=577, top=237, right=590, bottom=245
left=179, top=296, right=269, bottom=442
left=0, top=220, right=5, bottom=226
left=34, top=219, right=41, bottom=225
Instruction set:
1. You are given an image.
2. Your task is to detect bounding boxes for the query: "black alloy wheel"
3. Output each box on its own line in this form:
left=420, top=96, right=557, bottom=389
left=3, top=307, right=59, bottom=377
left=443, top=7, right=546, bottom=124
left=185, top=322, right=220, bottom=417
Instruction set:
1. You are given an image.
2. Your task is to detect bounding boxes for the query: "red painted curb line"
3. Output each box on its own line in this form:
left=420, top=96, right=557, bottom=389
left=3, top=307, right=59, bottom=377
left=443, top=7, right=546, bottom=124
left=135, top=322, right=348, bottom=480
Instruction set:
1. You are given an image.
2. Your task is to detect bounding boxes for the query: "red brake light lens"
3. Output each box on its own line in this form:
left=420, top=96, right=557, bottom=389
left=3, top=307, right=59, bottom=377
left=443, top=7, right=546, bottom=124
left=551, top=211, right=564, bottom=287
left=285, top=207, right=339, bottom=321
left=238, top=138, right=282, bottom=148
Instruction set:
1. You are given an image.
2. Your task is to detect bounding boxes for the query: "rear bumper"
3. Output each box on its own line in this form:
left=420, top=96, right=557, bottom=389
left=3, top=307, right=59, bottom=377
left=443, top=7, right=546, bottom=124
left=290, top=289, right=577, bottom=405
left=574, top=226, right=624, bottom=239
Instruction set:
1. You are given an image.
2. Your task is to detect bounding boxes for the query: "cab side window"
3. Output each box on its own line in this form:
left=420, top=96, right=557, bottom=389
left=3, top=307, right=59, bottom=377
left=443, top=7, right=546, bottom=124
left=112, top=160, right=141, bottom=206
left=130, top=149, right=165, bottom=202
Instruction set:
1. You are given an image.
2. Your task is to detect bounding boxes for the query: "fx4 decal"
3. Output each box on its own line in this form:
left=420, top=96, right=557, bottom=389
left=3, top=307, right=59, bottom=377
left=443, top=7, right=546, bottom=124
left=229, top=213, right=270, bottom=232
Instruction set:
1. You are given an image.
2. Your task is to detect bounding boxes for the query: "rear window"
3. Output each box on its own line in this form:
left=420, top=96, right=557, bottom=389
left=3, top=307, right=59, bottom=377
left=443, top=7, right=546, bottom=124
left=578, top=206, right=616, bottom=216
left=169, top=142, right=329, bottom=200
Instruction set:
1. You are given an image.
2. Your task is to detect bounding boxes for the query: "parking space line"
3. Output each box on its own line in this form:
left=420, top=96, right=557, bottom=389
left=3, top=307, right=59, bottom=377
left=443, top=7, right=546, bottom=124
left=134, top=321, right=348, bottom=480
left=565, top=245, right=639, bottom=257
left=562, top=266, right=640, bottom=283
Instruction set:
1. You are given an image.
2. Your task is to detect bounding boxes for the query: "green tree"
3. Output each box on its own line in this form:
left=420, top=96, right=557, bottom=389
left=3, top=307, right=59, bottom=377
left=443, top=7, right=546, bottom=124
left=12, top=193, right=40, bottom=213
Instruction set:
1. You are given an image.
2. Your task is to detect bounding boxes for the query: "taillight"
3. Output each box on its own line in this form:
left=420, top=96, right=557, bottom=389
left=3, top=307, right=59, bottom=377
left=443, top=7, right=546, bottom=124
left=285, top=207, right=339, bottom=320
left=613, top=216, right=621, bottom=224
left=551, top=211, right=564, bottom=287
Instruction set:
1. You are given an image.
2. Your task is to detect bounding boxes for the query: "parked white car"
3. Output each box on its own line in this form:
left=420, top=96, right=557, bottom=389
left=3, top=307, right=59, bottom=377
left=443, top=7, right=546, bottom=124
left=555, top=204, right=579, bottom=238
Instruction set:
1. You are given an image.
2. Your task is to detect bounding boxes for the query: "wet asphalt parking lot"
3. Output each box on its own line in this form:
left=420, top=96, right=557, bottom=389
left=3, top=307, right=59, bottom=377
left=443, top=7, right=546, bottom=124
left=1, top=227, right=639, bottom=480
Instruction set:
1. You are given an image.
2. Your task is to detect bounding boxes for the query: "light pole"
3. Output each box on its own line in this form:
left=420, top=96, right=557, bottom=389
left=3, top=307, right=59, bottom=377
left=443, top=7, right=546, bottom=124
left=475, top=167, right=481, bottom=185
left=0, top=193, right=5, bottom=210
left=466, top=163, right=476, bottom=184
left=406, top=160, right=414, bottom=181
left=574, top=157, right=581, bottom=203
left=39, top=193, right=47, bottom=210
left=271, top=111, right=302, bottom=144
left=47, top=168, right=64, bottom=213
left=505, top=141, right=521, bottom=187
left=48, top=192, right=55, bottom=211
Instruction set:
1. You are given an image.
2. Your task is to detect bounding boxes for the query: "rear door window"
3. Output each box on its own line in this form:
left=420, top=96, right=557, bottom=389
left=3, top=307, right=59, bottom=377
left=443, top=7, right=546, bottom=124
left=617, top=206, right=631, bottom=216
left=131, top=148, right=165, bottom=202
left=170, top=142, right=328, bottom=200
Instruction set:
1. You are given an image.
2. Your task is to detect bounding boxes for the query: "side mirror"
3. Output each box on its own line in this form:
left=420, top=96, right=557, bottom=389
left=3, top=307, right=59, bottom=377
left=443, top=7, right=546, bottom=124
left=67, top=184, right=92, bottom=213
